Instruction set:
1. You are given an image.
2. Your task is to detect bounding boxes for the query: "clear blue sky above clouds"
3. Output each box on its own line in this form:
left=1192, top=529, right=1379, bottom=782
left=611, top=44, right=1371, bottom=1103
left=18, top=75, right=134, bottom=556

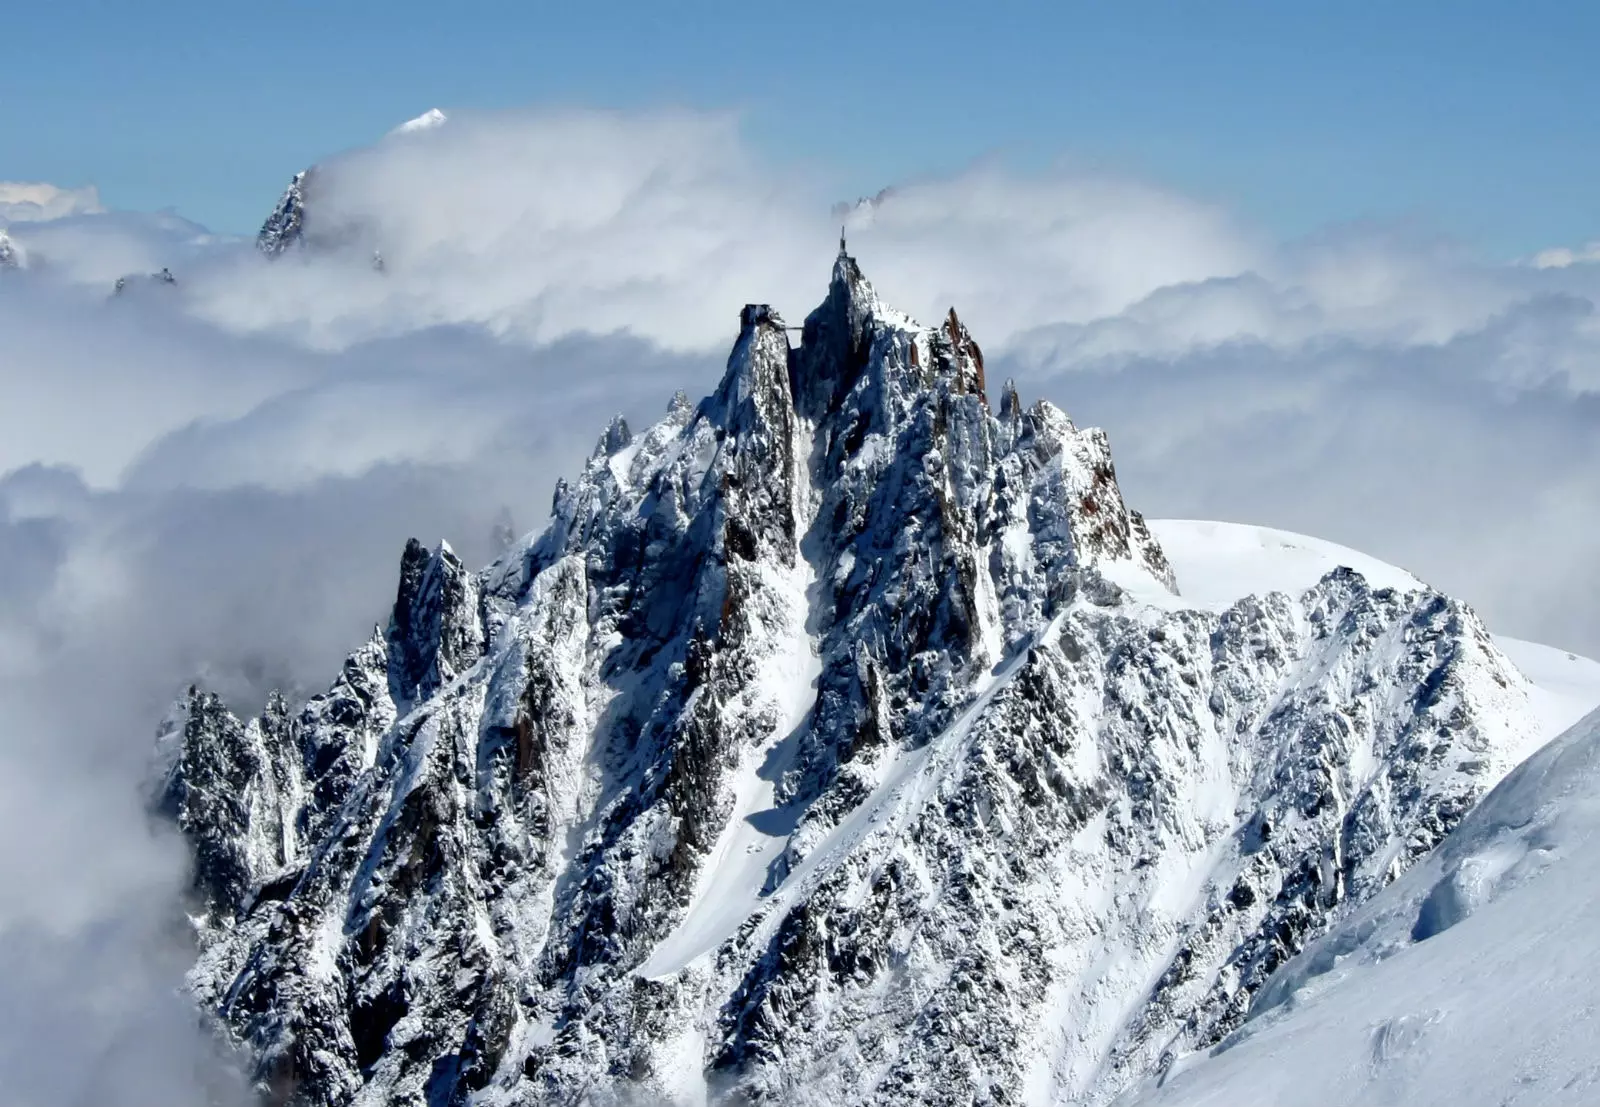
left=3, top=0, right=1596, bottom=255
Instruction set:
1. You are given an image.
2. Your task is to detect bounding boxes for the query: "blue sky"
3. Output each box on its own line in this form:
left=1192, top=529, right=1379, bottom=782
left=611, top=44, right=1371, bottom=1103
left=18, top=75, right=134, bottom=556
left=2, top=0, right=1596, bottom=255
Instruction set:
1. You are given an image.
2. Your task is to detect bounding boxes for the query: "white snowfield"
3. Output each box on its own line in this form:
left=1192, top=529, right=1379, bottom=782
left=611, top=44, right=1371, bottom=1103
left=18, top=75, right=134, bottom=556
left=1110, top=520, right=1600, bottom=1107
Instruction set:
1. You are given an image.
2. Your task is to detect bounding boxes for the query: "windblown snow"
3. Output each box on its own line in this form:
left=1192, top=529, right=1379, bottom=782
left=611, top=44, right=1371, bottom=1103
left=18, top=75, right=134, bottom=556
left=155, top=253, right=1600, bottom=1107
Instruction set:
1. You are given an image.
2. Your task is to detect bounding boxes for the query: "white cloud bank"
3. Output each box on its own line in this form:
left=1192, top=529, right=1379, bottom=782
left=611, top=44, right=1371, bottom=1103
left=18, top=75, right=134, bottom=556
left=3, top=104, right=1600, bottom=1103
left=0, top=180, right=104, bottom=222
left=160, top=108, right=1259, bottom=352
left=1531, top=240, right=1600, bottom=269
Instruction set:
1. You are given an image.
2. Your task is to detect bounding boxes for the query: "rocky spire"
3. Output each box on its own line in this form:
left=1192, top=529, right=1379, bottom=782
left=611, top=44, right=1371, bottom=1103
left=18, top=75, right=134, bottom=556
left=941, top=305, right=987, bottom=404
left=998, top=376, right=1022, bottom=421
left=384, top=538, right=482, bottom=711
left=257, top=170, right=310, bottom=257
left=793, top=239, right=880, bottom=418
left=591, top=414, right=633, bottom=459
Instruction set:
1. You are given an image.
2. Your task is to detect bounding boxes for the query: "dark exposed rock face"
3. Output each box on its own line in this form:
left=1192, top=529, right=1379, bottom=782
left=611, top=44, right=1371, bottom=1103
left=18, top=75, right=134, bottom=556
left=159, top=249, right=1545, bottom=1106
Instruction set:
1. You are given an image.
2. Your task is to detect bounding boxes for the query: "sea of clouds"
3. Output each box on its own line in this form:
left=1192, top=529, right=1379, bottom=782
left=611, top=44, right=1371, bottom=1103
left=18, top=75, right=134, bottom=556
left=3, top=105, right=1599, bottom=1104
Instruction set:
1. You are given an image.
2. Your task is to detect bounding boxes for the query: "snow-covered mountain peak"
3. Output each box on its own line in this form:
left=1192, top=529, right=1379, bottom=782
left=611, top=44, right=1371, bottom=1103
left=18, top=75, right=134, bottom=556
left=389, top=107, right=448, bottom=135
left=156, top=250, right=1598, bottom=1107
left=0, top=228, right=20, bottom=269
left=257, top=110, right=448, bottom=258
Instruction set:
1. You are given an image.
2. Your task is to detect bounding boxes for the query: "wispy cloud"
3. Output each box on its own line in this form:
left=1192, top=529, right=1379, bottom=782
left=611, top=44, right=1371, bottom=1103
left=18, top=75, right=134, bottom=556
left=0, top=180, right=104, bottom=222
left=1530, top=241, right=1600, bottom=270
left=161, top=108, right=1260, bottom=353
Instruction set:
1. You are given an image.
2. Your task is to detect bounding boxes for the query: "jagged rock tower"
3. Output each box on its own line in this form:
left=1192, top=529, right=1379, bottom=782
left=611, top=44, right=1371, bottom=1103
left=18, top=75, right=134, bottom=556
left=257, top=171, right=311, bottom=256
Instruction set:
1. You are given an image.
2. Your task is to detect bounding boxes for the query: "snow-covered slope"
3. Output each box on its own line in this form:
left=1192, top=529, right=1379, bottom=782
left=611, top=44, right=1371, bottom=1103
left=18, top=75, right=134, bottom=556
left=157, top=251, right=1600, bottom=1107
left=1120, top=702, right=1600, bottom=1107
left=1144, top=520, right=1426, bottom=606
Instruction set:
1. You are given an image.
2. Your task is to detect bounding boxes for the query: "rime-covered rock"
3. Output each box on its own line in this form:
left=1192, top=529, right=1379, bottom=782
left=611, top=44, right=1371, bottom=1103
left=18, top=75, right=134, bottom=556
left=160, top=248, right=1564, bottom=1107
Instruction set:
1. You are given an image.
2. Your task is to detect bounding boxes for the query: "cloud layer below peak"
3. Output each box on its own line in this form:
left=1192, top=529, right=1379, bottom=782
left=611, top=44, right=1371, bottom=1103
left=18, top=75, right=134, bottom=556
left=3, top=103, right=1600, bottom=1104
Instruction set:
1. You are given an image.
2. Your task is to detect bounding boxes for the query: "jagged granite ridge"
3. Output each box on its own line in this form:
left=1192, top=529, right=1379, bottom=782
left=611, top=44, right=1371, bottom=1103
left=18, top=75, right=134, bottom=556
left=159, top=247, right=1547, bottom=1107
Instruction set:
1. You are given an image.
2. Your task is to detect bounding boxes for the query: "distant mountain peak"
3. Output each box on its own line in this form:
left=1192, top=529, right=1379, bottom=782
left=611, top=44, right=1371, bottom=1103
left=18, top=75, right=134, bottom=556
left=389, top=107, right=448, bottom=135
left=257, top=110, right=447, bottom=260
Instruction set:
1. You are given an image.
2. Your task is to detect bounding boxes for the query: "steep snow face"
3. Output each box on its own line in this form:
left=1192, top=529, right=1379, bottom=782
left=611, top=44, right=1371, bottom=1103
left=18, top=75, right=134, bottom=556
left=1119, top=704, right=1600, bottom=1107
left=158, top=252, right=1592, bottom=1107
left=0, top=228, right=20, bottom=269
